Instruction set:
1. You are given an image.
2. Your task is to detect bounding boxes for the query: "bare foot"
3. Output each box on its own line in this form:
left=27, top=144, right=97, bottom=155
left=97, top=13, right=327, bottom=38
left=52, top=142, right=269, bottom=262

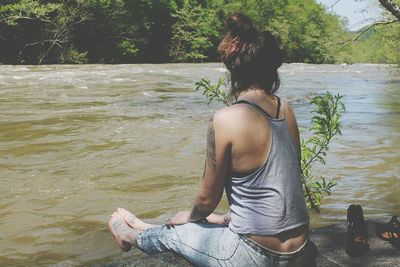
left=108, top=212, right=138, bottom=252
left=117, top=208, right=155, bottom=231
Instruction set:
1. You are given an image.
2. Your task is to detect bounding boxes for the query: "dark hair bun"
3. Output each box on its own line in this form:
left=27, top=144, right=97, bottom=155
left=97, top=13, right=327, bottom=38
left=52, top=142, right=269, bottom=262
left=226, top=13, right=258, bottom=42
left=219, top=13, right=284, bottom=97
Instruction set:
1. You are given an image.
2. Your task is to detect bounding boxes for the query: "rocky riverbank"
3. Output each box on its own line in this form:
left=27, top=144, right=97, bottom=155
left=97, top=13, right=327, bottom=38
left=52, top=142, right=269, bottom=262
left=101, top=220, right=400, bottom=267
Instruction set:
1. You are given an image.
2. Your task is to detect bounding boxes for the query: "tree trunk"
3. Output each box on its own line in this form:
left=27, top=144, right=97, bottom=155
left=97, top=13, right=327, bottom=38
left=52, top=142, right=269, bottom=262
left=378, top=0, right=400, bottom=20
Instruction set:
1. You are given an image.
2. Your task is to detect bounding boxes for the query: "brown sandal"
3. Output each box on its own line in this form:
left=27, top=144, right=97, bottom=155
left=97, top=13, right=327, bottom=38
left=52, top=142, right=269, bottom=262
left=376, top=216, right=400, bottom=248
left=345, top=204, right=370, bottom=257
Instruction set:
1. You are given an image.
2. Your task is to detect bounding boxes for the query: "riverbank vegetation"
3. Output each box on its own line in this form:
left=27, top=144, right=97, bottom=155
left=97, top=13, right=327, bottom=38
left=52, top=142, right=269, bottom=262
left=0, top=0, right=399, bottom=64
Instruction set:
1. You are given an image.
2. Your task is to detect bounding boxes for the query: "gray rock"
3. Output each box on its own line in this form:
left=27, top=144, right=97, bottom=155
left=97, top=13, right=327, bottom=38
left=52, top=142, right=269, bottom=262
left=312, top=220, right=399, bottom=267
left=100, top=252, right=191, bottom=267
left=101, top=220, right=399, bottom=266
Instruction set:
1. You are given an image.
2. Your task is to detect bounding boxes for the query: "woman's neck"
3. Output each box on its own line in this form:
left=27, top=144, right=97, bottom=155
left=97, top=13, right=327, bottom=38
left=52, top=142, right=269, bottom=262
left=237, top=88, right=274, bottom=101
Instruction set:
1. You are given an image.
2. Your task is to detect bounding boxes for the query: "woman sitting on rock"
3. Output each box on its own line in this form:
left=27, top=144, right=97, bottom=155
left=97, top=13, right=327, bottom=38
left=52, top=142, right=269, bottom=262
left=109, top=13, right=317, bottom=267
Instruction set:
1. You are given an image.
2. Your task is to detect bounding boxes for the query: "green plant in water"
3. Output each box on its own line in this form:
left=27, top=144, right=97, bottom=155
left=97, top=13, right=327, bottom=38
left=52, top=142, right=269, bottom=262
left=195, top=78, right=345, bottom=212
left=301, top=93, right=345, bottom=211
left=195, top=78, right=230, bottom=106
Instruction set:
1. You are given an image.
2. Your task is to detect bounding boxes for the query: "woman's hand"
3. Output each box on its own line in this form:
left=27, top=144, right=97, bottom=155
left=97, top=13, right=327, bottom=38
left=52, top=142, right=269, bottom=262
left=206, top=213, right=231, bottom=225
left=165, top=211, right=191, bottom=228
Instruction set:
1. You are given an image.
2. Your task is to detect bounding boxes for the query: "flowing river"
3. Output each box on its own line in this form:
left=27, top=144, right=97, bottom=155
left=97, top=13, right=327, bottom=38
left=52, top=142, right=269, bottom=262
left=0, top=63, right=399, bottom=266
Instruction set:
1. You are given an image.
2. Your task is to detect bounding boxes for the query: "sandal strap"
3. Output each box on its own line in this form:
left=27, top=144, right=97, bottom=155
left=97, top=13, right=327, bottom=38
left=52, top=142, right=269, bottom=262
left=389, top=216, right=400, bottom=227
left=382, top=231, right=399, bottom=239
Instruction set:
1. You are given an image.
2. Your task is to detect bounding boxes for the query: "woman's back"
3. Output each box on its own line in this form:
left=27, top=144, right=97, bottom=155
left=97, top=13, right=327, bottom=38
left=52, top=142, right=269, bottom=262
left=221, top=91, right=300, bottom=175
left=216, top=91, right=309, bottom=252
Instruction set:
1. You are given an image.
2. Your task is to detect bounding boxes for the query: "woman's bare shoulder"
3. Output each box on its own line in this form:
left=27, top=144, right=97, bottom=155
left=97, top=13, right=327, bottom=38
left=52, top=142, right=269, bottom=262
left=211, top=104, right=262, bottom=147
left=213, top=104, right=254, bottom=127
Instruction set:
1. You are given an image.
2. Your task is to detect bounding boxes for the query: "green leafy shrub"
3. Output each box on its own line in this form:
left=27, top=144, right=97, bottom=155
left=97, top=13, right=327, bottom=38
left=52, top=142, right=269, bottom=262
left=118, top=40, right=139, bottom=57
left=195, top=78, right=230, bottom=106
left=301, top=92, right=345, bottom=211
left=59, top=46, right=88, bottom=64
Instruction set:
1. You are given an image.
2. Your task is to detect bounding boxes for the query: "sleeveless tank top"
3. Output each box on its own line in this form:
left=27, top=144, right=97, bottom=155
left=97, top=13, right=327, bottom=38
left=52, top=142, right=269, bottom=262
left=226, top=98, right=309, bottom=235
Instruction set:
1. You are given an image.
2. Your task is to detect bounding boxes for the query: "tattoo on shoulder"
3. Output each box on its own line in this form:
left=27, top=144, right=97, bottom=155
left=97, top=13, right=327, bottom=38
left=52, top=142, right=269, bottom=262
left=206, top=115, right=217, bottom=170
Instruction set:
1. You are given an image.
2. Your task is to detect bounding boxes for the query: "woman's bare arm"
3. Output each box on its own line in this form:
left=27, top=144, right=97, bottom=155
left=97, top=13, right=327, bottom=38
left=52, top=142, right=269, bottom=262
left=189, top=111, right=231, bottom=222
left=167, top=110, right=232, bottom=226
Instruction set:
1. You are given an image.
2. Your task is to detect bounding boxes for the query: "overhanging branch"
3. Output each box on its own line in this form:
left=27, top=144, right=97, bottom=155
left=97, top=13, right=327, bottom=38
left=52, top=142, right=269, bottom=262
left=353, top=19, right=398, bottom=41
left=326, top=19, right=399, bottom=46
left=378, top=0, right=400, bottom=21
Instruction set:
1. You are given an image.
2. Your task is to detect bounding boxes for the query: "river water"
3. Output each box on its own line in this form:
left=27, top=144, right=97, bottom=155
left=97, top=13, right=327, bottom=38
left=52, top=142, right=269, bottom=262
left=0, top=63, right=399, bottom=266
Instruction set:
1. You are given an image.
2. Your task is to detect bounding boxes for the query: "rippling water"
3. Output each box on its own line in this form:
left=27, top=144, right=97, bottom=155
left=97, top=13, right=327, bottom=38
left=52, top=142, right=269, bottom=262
left=0, top=63, right=399, bottom=266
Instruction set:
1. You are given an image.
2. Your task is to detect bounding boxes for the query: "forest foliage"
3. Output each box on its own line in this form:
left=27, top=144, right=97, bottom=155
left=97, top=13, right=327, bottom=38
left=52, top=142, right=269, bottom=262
left=0, top=0, right=399, bottom=64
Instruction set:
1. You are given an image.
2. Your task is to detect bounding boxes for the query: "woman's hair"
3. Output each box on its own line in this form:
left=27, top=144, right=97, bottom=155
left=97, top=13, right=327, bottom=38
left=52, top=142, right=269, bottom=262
left=218, top=13, right=283, bottom=99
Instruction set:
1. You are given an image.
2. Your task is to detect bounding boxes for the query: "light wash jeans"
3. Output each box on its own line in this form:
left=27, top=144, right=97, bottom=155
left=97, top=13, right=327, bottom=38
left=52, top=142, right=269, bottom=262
left=137, top=222, right=317, bottom=267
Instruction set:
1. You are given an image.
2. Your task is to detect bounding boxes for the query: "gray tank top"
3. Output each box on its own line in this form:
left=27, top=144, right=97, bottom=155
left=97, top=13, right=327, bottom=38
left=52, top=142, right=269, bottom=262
left=226, top=98, right=309, bottom=235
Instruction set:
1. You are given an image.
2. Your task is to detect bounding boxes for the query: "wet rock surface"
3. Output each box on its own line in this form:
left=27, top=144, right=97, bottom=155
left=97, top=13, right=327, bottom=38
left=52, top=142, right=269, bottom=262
left=101, top=220, right=399, bottom=267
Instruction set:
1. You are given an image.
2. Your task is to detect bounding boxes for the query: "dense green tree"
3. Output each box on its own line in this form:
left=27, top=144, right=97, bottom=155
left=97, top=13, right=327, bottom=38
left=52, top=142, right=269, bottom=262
left=0, top=0, right=178, bottom=63
left=0, top=0, right=398, bottom=64
left=279, top=0, right=342, bottom=63
left=169, top=3, right=221, bottom=62
left=0, top=0, right=76, bottom=64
